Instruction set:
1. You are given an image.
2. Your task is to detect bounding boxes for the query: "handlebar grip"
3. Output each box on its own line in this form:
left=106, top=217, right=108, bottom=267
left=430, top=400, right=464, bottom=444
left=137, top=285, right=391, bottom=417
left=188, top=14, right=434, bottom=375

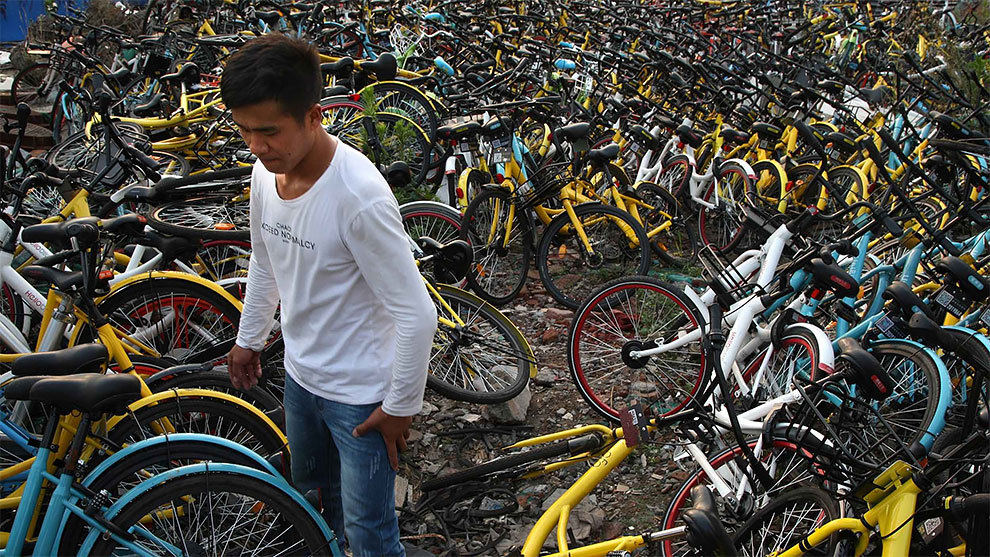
left=125, top=145, right=162, bottom=183
left=948, top=493, right=990, bottom=522
left=794, top=120, right=827, bottom=157
left=882, top=215, right=903, bottom=237
left=786, top=207, right=819, bottom=234
left=15, top=103, right=31, bottom=128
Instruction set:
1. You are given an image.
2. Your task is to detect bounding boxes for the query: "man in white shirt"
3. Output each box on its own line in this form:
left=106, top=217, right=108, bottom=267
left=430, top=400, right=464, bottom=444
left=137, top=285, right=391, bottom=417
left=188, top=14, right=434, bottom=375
left=222, top=34, right=437, bottom=556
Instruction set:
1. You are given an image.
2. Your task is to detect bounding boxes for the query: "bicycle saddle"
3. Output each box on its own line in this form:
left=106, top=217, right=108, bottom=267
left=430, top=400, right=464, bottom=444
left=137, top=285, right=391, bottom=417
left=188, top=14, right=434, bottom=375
left=675, top=124, right=704, bottom=149
left=820, top=80, right=845, bottom=98
left=554, top=122, right=591, bottom=142
left=253, top=10, right=284, bottom=25
left=751, top=121, right=782, bottom=139
left=681, top=486, right=734, bottom=556
left=586, top=143, right=620, bottom=164
left=5, top=373, right=142, bottom=416
left=627, top=125, right=661, bottom=150
left=160, top=62, right=201, bottom=86
left=132, top=92, right=163, bottom=117
left=856, top=85, right=892, bottom=105
left=12, top=344, right=109, bottom=377
left=935, top=256, right=990, bottom=302
left=437, top=121, right=484, bottom=141
left=21, top=266, right=84, bottom=292
left=101, top=213, right=148, bottom=236
left=882, top=280, right=938, bottom=321
left=22, top=217, right=101, bottom=246
left=836, top=337, right=893, bottom=400
left=357, top=53, right=397, bottom=82
left=930, top=111, right=977, bottom=140
left=825, top=131, right=858, bottom=153
left=809, top=258, right=859, bottom=298
left=721, top=127, right=751, bottom=145
left=906, top=311, right=948, bottom=349
left=321, top=57, right=354, bottom=77
left=655, top=114, right=679, bottom=131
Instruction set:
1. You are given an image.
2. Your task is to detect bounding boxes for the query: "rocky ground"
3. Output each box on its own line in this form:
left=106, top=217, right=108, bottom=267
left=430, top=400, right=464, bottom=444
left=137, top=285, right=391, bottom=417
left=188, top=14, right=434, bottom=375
left=397, top=271, right=698, bottom=556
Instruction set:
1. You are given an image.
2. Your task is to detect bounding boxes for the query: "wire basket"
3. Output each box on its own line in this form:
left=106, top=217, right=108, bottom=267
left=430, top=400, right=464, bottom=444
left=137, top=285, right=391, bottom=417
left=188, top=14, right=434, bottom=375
left=697, top=244, right=759, bottom=303
left=775, top=374, right=920, bottom=491
left=513, top=160, right=574, bottom=209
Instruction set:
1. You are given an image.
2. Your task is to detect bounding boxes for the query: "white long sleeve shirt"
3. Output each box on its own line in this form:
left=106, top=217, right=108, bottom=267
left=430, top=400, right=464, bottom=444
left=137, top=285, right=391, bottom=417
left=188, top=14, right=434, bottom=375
left=235, top=141, right=437, bottom=416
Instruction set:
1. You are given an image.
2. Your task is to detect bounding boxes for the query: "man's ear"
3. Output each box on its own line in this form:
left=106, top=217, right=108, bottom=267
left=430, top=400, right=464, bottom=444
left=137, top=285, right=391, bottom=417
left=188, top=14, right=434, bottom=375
left=307, top=103, right=323, bottom=130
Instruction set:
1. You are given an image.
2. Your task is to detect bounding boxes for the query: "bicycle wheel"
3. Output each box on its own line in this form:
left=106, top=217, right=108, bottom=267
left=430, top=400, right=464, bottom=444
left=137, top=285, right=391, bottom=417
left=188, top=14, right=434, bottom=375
left=148, top=194, right=250, bottom=241
left=634, top=181, right=697, bottom=267
left=741, top=328, right=822, bottom=401
left=568, top=276, right=707, bottom=421
left=335, top=111, right=432, bottom=186
left=95, top=278, right=241, bottom=364
left=149, top=369, right=282, bottom=413
left=745, top=159, right=788, bottom=216
left=359, top=81, right=440, bottom=141
left=429, top=284, right=531, bottom=404
left=460, top=187, right=532, bottom=306
left=537, top=202, right=651, bottom=310
left=11, top=63, right=58, bottom=114
left=60, top=438, right=270, bottom=555
left=400, top=201, right=462, bottom=245
left=812, top=339, right=944, bottom=464
left=656, top=155, right=692, bottom=196
left=105, top=394, right=286, bottom=463
left=731, top=486, right=840, bottom=557
left=660, top=438, right=820, bottom=557
left=697, top=161, right=752, bottom=254
left=150, top=150, right=192, bottom=178
left=83, top=470, right=330, bottom=556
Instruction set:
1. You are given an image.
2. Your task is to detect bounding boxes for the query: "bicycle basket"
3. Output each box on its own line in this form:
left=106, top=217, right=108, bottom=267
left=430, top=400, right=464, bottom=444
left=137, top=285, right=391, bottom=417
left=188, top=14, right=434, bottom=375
left=514, top=160, right=573, bottom=209
left=697, top=244, right=759, bottom=303
left=776, top=374, right=919, bottom=489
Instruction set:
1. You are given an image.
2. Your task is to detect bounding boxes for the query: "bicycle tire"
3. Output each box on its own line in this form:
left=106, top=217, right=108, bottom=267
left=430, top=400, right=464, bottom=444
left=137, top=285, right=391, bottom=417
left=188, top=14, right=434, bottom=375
left=745, top=159, right=788, bottom=216
left=460, top=187, right=532, bottom=306
left=83, top=470, right=330, bottom=555
left=105, top=394, right=287, bottom=463
left=359, top=80, right=440, bottom=141
left=421, top=438, right=574, bottom=491
left=428, top=284, right=531, bottom=404
left=656, top=155, right=692, bottom=196
left=147, top=194, right=250, bottom=241
left=60, top=437, right=270, bottom=555
left=568, top=275, right=708, bottom=421
left=94, top=277, right=241, bottom=364
left=812, top=339, right=944, bottom=465
left=334, top=111, right=431, bottom=186
left=731, top=486, right=840, bottom=557
left=660, top=438, right=820, bottom=557
left=537, top=202, right=651, bottom=310
left=633, top=181, right=697, bottom=267
left=149, top=369, right=282, bottom=413
left=400, top=200, right=463, bottom=245
left=741, top=327, right=822, bottom=401
left=697, top=161, right=752, bottom=255
left=11, top=63, right=57, bottom=114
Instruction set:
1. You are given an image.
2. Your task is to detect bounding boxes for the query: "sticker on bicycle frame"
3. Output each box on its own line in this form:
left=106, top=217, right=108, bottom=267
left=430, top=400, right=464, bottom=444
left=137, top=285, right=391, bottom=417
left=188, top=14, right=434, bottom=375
left=459, top=141, right=476, bottom=153
left=491, top=149, right=511, bottom=164
left=875, top=313, right=905, bottom=338
left=980, top=308, right=990, bottom=327
left=934, top=287, right=969, bottom=317
left=628, top=141, right=640, bottom=154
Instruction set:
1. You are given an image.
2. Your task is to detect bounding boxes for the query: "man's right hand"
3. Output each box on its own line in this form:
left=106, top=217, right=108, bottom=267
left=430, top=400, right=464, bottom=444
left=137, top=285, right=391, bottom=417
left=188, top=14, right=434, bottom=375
left=228, top=344, right=263, bottom=389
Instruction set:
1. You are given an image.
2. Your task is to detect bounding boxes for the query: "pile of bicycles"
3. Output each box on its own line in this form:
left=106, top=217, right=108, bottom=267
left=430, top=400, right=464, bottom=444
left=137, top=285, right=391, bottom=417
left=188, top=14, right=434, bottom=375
left=4, top=0, right=990, bottom=553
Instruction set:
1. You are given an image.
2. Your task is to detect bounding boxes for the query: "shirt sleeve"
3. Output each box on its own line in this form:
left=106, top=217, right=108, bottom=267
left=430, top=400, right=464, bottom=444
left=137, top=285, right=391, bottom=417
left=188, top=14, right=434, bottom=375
left=235, top=167, right=281, bottom=351
left=344, top=197, right=437, bottom=416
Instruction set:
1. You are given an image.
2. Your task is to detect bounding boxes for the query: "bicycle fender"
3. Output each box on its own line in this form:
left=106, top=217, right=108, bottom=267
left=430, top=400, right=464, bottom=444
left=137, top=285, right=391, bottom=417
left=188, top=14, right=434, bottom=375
left=81, top=433, right=278, bottom=488
left=105, top=388, right=287, bottom=445
left=783, top=322, right=836, bottom=375
left=867, top=338, right=951, bottom=449
left=720, top=157, right=757, bottom=181
left=76, top=462, right=339, bottom=555
left=102, top=271, right=243, bottom=310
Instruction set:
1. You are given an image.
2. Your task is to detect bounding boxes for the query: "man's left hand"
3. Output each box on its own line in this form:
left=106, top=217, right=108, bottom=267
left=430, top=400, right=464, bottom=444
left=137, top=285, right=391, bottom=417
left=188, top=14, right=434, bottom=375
left=352, top=406, right=412, bottom=471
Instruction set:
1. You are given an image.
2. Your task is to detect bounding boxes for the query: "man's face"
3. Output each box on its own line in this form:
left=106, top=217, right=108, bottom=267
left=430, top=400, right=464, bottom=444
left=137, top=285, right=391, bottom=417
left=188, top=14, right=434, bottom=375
left=231, top=100, right=320, bottom=174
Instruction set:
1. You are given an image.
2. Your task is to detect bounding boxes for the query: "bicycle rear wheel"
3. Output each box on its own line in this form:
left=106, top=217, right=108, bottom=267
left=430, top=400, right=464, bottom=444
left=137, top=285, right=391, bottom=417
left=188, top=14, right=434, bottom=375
left=568, top=275, right=707, bottom=421
left=731, top=486, right=840, bottom=557
left=634, top=181, right=697, bottom=267
left=697, top=162, right=752, bottom=254
left=82, top=470, right=331, bottom=555
left=148, top=194, right=250, bottom=241
left=537, top=202, right=651, bottom=310
left=429, top=284, right=531, bottom=404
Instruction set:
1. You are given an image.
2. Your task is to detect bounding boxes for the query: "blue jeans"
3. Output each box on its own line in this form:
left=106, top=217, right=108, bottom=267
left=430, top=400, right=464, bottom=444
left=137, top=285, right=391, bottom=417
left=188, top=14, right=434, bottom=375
left=283, top=374, right=404, bottom=557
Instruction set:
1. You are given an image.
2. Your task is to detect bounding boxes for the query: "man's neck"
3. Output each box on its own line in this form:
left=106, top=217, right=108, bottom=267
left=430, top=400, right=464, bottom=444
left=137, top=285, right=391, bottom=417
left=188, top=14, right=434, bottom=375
left=278, top=130, right=336, bottom=200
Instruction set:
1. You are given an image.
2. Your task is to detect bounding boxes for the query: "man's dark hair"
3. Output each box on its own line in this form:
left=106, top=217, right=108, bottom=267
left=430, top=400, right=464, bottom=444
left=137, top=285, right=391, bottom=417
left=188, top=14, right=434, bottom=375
left=221, top=34, right=322, bottom=122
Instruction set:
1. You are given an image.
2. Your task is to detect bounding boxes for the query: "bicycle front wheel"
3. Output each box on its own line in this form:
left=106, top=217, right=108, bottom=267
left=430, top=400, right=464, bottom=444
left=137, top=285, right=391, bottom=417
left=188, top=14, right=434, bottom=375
left=148, top=194, right=250, bottom=241
left=429, top=284, right=532, bottom=404
left=460, top=187, right=532, bottom=306
left=697, top=162, right=752, bottom=254
left=731, top=486, right=840, bottom=557
left=568, top=276, right=707, bottom=421
left=537, top=203, right=651, bottom=310
left=83, top=470, right=332, bottom=556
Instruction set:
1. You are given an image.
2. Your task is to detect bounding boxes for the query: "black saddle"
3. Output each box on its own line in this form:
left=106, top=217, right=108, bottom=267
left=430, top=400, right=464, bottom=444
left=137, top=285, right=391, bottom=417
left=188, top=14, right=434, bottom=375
left=12, top=344, right=110, bottom=377
left=4, top=373, right=142, bottom=415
